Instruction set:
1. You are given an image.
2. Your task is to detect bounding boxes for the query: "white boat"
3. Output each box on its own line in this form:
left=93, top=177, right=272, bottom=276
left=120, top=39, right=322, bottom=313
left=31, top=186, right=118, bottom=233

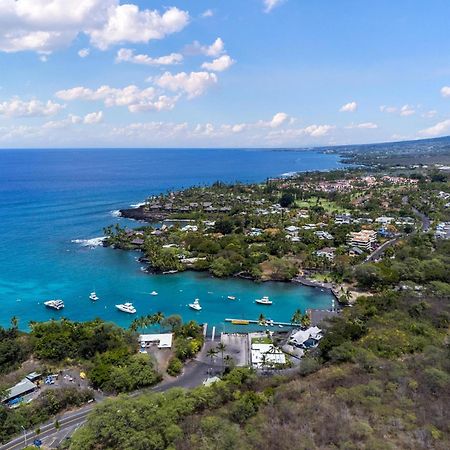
left=189, top=298, right=202, bottom=311
left=255, top=296, right=272, bottom=305
left=227, top=295, right=236, bottom=300
left=115, top=302, right=136, bottom=314
left=89, top=291, right=99, bottom=301
left=44, top=299, right=64, bottom=310
left=150, top=291, right=158, bottom=296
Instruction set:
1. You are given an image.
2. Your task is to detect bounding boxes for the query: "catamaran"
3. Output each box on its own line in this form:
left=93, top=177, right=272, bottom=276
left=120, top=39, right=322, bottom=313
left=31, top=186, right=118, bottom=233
left=189, top=299, right=202, bottom=311
left=89, top=291, right=99, bottom=301
left=115, top=302, right=137, bottom=314
left=44, top=299, right=64, bottom=310
left=255, top=296, right=273, bottom=305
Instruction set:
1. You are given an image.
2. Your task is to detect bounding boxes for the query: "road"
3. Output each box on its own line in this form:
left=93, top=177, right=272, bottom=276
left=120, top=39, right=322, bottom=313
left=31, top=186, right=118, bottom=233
left=365, top=235, right=401, bottom=262
left=1, top=359, right=211, bottom=450
left=364, top=196, right=433, bottom=263
left=402, top=195, right=431, bottom=231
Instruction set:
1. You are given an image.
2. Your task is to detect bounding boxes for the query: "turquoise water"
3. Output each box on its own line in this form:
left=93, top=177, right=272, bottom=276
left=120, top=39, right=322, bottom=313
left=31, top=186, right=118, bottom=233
left=0, top=149, right=340, bottom=331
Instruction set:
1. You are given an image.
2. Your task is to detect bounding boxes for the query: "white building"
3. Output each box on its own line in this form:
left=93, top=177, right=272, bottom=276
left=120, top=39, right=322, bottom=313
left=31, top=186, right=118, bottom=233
left=348, top=230, right=377, bottom=251
left=251, top=343, right=286, bottom=368
left=289, top=327, right=323, bottom=349
left=315, top=231, right=334, bottom=240
left=375, top=216, right=395, bottom=225
left=139, top=333, right=173, bottom=349
left=315, top=247, right=336, bottom=260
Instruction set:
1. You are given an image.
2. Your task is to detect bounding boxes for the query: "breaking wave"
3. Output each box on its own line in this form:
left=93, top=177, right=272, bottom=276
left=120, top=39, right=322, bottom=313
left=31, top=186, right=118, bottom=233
left=71, top=237, right=106, bottom=248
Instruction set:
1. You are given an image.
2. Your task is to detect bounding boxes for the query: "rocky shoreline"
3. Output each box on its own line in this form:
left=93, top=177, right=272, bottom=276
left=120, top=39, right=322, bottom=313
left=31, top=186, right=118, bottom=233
left=119, top=206, right=169, bottom=222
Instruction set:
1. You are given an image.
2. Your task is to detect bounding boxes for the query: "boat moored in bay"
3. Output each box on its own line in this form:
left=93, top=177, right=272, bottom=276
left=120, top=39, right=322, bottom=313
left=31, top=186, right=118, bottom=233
left=255, top=296, right=272, bottom=305
left=44, top=299, right=64, bottom=310
left=189, top=299, right=202, bottom=311
left=115, top=302, right=137, bottom=314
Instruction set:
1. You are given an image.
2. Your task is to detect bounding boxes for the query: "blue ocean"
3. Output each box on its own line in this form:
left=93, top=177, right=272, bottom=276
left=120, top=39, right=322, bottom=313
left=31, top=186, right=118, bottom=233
left=0, top=149, right=342, bottom=331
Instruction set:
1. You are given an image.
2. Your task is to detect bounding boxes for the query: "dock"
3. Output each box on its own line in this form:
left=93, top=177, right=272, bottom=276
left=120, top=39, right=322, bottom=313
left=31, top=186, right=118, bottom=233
left=225, top=318, right=294, bottom=327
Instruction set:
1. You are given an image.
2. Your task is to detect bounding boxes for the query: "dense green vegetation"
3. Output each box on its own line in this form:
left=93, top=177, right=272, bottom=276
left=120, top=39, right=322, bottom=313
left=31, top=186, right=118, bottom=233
left=0, top=387, right=93, bottom=444
left=105, top=167, right=450, bottom=284
left=0, top=318, right=30, bottom=375
left=69, top=231, right=450, bottom=449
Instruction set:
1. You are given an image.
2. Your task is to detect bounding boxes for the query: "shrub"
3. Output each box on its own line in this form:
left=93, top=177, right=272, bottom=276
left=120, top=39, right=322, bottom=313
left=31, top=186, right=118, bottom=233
left=167, top=357, right=183, bottom=376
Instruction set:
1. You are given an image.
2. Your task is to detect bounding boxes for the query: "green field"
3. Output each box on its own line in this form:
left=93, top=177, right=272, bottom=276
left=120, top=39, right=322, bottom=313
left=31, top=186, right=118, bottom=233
left=295, top=197, right=350, bottom=213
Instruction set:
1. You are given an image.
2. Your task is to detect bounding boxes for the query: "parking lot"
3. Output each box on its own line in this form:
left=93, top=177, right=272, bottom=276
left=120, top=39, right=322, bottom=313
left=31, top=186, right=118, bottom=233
left=220, top=333, right=249, bottom=367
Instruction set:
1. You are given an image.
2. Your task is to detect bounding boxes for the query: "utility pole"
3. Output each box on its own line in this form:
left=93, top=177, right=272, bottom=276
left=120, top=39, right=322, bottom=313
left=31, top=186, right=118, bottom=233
left=21, top=426, right=27, bottom=447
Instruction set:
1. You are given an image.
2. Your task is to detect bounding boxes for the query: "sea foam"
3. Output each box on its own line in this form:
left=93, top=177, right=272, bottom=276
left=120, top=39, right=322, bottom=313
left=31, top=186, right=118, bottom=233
left=71, top=237, right=106, bottom=248
left=130, top=202, right=146, bottom=208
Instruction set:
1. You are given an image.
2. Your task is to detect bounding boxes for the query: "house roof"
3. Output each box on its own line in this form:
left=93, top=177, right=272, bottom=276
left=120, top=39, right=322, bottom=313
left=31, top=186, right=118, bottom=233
left=4, top=378, right=37, bottom=402
left=139, top=333, right=173, bottom=348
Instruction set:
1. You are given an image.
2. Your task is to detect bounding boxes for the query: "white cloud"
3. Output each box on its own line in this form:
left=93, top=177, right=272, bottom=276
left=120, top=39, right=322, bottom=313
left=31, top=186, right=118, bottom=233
left=84, top=110, right=103, bottom=124
left=185, top=38, right=225, bottom=57
left=55, top=85, right=177, bottom=112
left=422, top=110, right=437, bottom=119
left=89, top=5, right=189, bottom=50
left=339, top=101, right=358, bottom=113
left=0, top=1, right=189, bottom=53
left=399, top=104, right=415, bottom=116
left=269, top=112, right=289, bottom=128
left=380, top=104, right=415, bottom=116
left=116, top=48, right=183, bottom=66
left=155, top=71, right=218, bottom=99
left=43, top=114, right=82, bottom=129
left=263, top=0, right=285, bottom=13
left=440, top=86, right=450, bottom=98
left=419, top=119, right=450, bottom=137
left=380, top=105, right=397, bottom=113
left=78, top=48, right=90, bottom=58
left=201, top=55, right=235, bottom=72
left=302, top=124, right=334, bottom=137
left=0, top=97, right=64, bottom=117
left=345, top=122, right=378, bottom=129
left=201, top=9, right=214, bottom=18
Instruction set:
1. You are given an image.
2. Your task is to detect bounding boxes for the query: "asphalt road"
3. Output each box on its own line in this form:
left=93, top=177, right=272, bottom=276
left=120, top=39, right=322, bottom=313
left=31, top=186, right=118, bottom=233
left=1, top=359, right=211, bottom=450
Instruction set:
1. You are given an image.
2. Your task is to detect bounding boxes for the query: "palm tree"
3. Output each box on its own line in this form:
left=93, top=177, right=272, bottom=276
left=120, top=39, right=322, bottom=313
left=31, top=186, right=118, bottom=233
left=216, top=342, right=226, bottom=367
left=129, top=318, right=140, bottom=333
left=10, top=316, right=18, bottom=330
left=291, top=309, right=303, bottom=325
left=258, top=313, right=266, bottom=325
left=224, top=354, right=234, bottom=368
left=206, top=348, right=218, bottom=366
left=301, top=313, right=311, bottom=328
left=260, top=353, right=268, bottom=372
left=345, top=289, right=353, bottom=302
left=152, top=311, right=164, bottom=325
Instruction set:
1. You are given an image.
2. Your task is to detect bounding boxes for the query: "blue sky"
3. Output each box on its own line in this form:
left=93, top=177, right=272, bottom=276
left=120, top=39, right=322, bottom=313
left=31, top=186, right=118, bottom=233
left=1, top=0, right=450, bottom=147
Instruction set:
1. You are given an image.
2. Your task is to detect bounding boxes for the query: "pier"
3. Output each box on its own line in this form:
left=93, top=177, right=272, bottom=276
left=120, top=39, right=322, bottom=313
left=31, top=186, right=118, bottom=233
left=225, top=318, right=294, bottom=327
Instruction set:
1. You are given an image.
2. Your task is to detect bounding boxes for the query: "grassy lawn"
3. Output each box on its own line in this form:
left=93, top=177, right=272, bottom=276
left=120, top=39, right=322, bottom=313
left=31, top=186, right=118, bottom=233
left=251, top=336, right=272, bottom=344
left=295, top=197, right=350, bottom=213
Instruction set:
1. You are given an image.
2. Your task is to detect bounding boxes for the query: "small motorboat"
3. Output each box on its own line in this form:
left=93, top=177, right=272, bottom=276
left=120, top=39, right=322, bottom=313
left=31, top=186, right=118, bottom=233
left=255, top=296, right=272, bottom=305
left=115, top=302, right=137, bottom=314
left=227, top=295, right=236, bottom=300
left=189, top=298, right=202, bottom=311
left=150, top=291, right=158, bottom=296
left=89, top=291, right=99, bottom=301
left=44, top=299, right=64, bottom=310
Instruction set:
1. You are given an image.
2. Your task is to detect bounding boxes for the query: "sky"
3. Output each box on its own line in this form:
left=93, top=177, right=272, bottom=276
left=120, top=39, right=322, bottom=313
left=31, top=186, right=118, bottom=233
left=1, top=0, right=450, bottom=148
